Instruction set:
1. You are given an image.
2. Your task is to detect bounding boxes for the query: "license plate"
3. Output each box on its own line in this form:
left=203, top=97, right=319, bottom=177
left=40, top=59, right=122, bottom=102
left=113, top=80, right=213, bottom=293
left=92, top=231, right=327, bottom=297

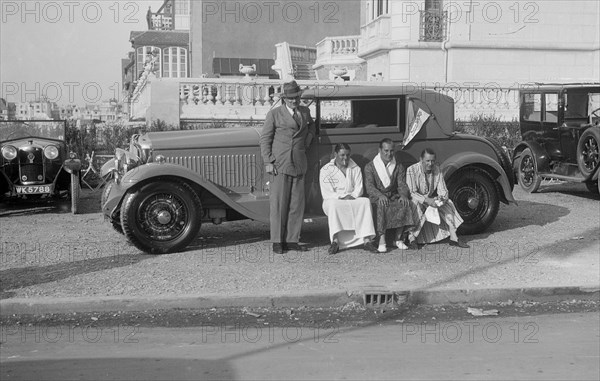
left=15, top=185, right=52, bottom=194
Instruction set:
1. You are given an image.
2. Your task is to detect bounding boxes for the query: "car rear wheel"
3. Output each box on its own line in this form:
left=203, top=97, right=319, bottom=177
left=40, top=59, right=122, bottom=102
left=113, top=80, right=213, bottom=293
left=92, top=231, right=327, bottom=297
left=448, top=168, right=499, bottom=235
left=70, top=172, right=80, bottom=214
left=517, top=148, right=541, bottom=193
left=577, top=127, right=600, bottom=179
left=120, top=181, right=202, bottom=254
left=584, top=180, right=599, bottom=194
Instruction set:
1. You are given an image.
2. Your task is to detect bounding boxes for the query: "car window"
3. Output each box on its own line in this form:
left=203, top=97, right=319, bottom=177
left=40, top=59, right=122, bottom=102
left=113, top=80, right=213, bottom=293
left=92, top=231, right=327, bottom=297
left=545, top=93, right=558, bottom=123
left=319, top=98, right=398, bottom=129
left=564, top=91, right=588, bottom=118
left=522, top=93, right=542, bottom=122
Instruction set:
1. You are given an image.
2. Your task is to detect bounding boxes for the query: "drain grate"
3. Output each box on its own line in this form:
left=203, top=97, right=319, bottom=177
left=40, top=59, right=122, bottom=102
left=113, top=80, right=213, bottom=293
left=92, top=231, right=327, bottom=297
left=363, top=292, right=398, bottom=308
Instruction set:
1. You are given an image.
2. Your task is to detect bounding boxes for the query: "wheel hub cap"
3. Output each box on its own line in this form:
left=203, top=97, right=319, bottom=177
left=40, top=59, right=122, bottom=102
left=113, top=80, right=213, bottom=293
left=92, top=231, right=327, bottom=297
left=467, top=196, right=480, bottom=210
left=156, top=210, right=172, bottom=225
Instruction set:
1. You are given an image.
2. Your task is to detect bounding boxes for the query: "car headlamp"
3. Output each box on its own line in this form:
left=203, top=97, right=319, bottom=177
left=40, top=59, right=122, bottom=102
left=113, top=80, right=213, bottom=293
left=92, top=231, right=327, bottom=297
left=44, top=145, right=59, bottom=160
left=1, top=145, right=17, bottom=160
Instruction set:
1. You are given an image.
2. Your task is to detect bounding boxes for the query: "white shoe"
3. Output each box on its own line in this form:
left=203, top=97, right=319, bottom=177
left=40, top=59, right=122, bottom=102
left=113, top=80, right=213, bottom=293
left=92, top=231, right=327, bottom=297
left=395, top=241, right=408, bottom=250
left=377, top=243, right=387, bottom=253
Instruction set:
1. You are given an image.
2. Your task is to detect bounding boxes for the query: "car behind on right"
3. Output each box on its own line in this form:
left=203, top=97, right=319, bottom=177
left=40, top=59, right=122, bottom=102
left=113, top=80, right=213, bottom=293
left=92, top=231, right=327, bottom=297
left=513, top=83, right=600, bottom=194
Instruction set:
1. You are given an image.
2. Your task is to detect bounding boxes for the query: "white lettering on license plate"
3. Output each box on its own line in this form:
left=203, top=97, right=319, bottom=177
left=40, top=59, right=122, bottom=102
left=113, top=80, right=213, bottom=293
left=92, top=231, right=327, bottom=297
left=16, top=185, right=51, bottom=194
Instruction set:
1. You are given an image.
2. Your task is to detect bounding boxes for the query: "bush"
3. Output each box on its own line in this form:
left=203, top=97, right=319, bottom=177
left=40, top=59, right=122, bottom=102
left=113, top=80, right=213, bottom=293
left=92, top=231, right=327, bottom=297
left=455, top=114, right=521, bottom=151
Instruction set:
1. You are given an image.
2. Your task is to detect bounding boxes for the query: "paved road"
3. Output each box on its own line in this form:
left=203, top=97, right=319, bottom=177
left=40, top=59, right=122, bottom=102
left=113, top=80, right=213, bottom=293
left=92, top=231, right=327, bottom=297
left=2, top=311, right=598, bottom=380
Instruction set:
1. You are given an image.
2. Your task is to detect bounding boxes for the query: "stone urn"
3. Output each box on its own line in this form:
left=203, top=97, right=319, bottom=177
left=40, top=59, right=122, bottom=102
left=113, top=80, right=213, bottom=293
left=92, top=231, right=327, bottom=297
left=239, top=64, right=257, bottom=78
left=331, top=67, right=348, bottom=78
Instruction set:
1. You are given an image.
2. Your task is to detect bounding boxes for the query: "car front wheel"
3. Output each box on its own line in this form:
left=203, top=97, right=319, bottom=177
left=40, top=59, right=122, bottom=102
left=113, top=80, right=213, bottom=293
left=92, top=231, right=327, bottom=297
left=577, top=127, right=600, bottom=179
left=517, top=148, right=542, bottom=193
left=120, top=181, right=202, bottom=254
left=448, top=168, right=499, bottom=235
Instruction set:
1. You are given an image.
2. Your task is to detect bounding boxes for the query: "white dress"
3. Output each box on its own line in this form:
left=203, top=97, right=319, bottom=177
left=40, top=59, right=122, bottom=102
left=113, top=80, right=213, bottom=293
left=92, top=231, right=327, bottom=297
left=319, top=158, right=376, bottom=249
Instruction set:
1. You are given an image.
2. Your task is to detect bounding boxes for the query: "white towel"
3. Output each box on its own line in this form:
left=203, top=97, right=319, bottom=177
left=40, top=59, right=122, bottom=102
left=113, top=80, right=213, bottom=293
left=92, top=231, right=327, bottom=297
left=373, top=153, right=396, bottom=189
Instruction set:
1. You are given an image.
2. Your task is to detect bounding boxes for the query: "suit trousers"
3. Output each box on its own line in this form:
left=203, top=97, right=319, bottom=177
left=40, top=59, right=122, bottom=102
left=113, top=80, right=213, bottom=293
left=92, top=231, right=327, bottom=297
left=269, top=173, right=305, bottom=243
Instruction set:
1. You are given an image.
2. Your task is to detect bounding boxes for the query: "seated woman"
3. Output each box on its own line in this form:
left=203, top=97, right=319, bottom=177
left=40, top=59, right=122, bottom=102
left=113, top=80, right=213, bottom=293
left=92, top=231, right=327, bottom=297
left=319, top=143, right=378, bottom=254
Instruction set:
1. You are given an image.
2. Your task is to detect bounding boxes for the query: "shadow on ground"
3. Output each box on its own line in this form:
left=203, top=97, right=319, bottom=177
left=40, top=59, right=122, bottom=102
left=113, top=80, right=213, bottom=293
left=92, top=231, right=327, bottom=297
left=0, top=254, right=147, bottom=299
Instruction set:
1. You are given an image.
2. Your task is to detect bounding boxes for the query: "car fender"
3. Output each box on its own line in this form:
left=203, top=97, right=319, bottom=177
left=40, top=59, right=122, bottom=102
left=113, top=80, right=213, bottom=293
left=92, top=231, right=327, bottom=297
left=100, top=158, right=116, bottom=177
left=106, top=162, right=266, bottom=222
left=512, top=141, right=551, bottom=173
left=441, top=152, right=516, bottom=204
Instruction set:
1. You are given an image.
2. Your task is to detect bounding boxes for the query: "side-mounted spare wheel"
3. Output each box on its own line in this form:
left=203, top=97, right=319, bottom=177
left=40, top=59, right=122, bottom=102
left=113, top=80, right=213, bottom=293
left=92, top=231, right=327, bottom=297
left=447, top=168, right=500, bottom=235
left=517, top=148, right=542, bottom=193
left=577, top=127, right=600, bottom=179
left=120, top=181, right=202, bottom=254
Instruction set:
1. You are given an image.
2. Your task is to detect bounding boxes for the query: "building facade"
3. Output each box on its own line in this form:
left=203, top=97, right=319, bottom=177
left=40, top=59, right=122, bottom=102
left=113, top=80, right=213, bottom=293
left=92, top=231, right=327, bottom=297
left=314, top=0, right=600, bottom=84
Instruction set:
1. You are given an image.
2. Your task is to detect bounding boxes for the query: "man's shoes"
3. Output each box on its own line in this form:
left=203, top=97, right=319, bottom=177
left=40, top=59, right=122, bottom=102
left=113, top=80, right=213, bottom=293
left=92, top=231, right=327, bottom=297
left=287, top=243, right=308, bottom=252
left=363, top=241, right=378, bottom=253
left=328, top=242, right=339, bottom=255
left=377, top=243, right=387, bottom=253
left=406, top=240, right=419, bottom=250
left=449, top=239, right=470, bottom=249
left=273, top=243, right=285, bottom=254
left=395, top=240, right=408, bottom=250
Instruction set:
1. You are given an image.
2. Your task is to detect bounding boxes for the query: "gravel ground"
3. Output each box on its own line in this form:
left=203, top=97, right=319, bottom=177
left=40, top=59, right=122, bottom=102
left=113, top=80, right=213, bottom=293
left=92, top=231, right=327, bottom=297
left=1, top=181, right=599, bottom=299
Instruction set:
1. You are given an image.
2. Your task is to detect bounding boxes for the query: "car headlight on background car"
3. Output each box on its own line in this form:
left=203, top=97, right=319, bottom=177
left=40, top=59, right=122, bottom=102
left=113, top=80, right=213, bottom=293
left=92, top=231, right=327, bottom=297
left=44, top=145, right=59, bottom=160
left=1, top=145, right=17, bottom=160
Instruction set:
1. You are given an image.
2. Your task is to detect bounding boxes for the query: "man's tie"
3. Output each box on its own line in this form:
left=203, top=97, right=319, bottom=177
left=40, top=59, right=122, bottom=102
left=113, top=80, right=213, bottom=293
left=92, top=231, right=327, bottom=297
left=293, top=108, right=302, bottom=127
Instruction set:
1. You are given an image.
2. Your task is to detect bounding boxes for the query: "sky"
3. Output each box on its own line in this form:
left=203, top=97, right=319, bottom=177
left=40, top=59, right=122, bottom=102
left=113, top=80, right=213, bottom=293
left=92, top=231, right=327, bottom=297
left=1, top=0, right=164, bottom=105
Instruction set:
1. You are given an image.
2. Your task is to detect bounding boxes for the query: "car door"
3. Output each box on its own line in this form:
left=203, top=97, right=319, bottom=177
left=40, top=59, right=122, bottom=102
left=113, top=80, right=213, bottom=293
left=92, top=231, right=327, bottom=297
left=303, top=97, right=404, bottom=215
left=541, top=92, right=562, bottom=161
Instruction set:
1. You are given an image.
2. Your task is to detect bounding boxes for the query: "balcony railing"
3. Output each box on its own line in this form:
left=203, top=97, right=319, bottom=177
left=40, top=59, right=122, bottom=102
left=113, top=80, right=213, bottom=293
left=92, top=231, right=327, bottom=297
left=150, top=14, right=173, bottom=30
left=289, top=45, right=317, bottom=63
left=419, top=10, right=447, bottom=42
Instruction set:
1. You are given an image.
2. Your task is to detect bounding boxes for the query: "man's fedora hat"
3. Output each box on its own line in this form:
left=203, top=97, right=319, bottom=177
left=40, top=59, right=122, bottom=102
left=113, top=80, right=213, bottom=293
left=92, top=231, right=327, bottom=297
left=280, top=80, right=303, bottom=98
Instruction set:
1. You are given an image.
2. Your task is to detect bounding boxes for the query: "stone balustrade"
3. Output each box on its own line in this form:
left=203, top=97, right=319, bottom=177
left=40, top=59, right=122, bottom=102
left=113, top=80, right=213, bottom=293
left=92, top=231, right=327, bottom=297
left=289, top=45, right=317, bottom=63
left=130, top=76, right=524, bottom=125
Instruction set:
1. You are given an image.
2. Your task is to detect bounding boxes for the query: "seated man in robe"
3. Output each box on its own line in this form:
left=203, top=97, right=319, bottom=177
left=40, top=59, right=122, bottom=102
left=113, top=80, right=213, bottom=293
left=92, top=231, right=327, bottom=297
left=406, top=148, right=469, bottom=248
left=319, top=143, right=378, bottom=255
left=364, top=138, right=416, bottom=253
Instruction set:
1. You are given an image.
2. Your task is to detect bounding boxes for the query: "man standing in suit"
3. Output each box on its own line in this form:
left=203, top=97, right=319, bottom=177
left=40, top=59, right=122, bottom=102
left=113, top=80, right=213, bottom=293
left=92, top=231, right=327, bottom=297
left=260, top=81, right=316, bottom=254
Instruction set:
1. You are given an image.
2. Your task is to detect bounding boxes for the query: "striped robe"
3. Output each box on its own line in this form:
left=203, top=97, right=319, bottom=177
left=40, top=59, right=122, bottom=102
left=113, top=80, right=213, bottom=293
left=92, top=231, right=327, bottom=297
left=406, top=163, right=464, bottom=244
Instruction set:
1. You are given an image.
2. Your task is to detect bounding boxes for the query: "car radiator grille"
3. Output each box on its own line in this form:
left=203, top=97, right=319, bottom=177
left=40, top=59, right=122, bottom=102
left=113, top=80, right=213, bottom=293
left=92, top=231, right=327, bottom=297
left=167, top=154, right=258, bottom=188
left=20, top=164, right=44, bottom=184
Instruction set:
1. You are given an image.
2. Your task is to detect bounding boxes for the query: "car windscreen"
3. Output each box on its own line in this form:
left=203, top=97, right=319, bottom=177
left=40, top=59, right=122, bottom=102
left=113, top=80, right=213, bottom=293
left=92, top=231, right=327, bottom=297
left=0, top=120, right=66, bottom=141
left=564, top=90, right=600, bottom=118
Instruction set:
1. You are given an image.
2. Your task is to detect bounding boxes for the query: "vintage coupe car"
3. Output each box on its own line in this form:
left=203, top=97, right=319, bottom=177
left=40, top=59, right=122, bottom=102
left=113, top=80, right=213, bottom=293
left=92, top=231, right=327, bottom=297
left=101, top=85, right=516, bottom=254
left=0, top=120, right=81, bottom=213
left=512, top=84, right=600, bottom=194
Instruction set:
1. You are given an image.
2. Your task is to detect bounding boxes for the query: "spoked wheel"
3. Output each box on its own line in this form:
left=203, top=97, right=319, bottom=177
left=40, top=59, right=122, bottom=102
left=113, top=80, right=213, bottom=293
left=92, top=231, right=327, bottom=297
left=120, top=181, right=202, bottom=254
left=517, top=148, right=542, bottom=193
left=577, top=127, right=600, bottom=179
left=448, top=168, right=499, bottom=235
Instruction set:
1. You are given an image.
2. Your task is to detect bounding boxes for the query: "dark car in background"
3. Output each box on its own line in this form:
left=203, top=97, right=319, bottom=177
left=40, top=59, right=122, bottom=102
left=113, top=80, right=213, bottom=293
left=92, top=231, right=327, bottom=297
left=513, top=84, right=600, bottom=194
left=0, top=120, right=81, bottom=213
left=101, top=84, right=516, bottom=254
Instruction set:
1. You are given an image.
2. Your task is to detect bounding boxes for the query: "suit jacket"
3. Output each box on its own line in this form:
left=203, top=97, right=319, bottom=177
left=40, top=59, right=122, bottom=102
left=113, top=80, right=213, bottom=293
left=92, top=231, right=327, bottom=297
left=364, top=160, right=411, bottom=204
left=260, top=104, right=315, bottom=177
